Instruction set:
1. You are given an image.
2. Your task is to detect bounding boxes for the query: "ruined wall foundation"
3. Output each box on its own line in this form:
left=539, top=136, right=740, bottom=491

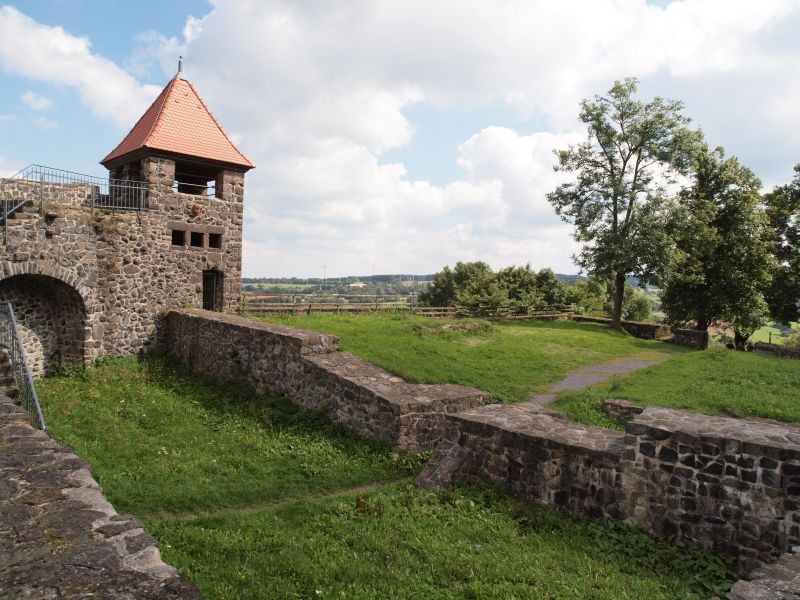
left=164, top=309, right=489, bottom=452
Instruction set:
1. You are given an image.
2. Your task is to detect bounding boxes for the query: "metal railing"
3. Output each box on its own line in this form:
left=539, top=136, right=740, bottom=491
left=1, top=163, right=148, bottom=220
left=0, top=301, right=45, bottom=430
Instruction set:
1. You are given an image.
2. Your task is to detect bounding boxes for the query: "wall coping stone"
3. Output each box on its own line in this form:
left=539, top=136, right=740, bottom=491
left=173, top=308, right=338, bottom=352
left=629, top=406, right=800, bottom=458
left=0, top=399, right=201, bottom=598
left=453, top=403, right=627, bottom=460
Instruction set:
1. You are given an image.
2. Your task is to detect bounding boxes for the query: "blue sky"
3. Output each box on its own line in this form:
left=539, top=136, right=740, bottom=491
left=1, top=1, right=799, bottom=277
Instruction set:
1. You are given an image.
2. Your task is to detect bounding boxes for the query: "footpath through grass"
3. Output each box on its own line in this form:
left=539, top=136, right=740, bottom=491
left=38, top=356, right=739, bottom=599
left=252, top=312, right=683, bottom=403
left=550, top=347, right=800, bottom=429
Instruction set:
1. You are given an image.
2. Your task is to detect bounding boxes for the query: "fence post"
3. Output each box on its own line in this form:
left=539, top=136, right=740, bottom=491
left=39, top=168, right=44, bottom=216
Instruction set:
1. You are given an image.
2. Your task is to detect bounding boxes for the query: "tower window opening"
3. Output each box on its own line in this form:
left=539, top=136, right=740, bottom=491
left=190, top=231, right=204, bottom=248
left=171, top=229, right=186, bottom=246
left=173, top=161, right=219, bottom=196
left=208, top=233, right=222, bottom=249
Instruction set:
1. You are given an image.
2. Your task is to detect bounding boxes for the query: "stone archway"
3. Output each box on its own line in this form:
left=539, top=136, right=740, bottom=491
left=0, top=275, right=88, bottom=376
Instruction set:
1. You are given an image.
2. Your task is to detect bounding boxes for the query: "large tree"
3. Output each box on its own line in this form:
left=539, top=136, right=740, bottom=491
left=547, top=78, right=699, bottom=329
left=764, top=164, right=800, bottom=324
left=661, top=146, right=775, bottom=349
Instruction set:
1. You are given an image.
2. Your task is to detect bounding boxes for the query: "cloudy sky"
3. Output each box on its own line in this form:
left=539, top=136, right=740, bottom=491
left=1, top=1, right=799, bottom=278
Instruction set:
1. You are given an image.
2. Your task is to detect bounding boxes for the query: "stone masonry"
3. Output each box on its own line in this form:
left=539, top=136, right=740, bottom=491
left=0, top=357, right=201, bottom=599
left=0, top=159, right=244, bottom=376
left=418, top=401, right=800, bottom=573
left=164, top=309, right=489, bottom=452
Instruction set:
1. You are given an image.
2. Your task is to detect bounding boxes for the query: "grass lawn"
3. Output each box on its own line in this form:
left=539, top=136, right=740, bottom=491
left=38, top=356, right=739, bottom=599
left=748, top=321, right=799, bottom=345
left=549, top=347, right=800, bottom=429
left=251, top=312, right=683, bottom=403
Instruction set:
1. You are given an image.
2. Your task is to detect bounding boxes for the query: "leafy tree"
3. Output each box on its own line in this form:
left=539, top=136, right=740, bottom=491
left=567, top=277, right=608, bottom=316
left=534, top=268, right=570, bottom=306
left=496, top=265, right=542, bottom=308
left=418, top=261, right=494, bottom=307
left=764, top=164, right=800, bottom=324
left=661, top=146, right=775, bottom=349
left=547, top=77, right=700, bottom=329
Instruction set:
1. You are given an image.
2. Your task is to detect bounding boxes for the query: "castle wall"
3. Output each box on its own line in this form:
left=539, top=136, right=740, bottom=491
left=164, top=309, right=489, bottom=452
left=418, top=403, right=800, bottom=572
left=0, top=156, right=244, bottom=366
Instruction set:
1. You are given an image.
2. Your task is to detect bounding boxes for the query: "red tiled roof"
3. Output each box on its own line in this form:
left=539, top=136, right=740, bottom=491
left=101, top=77, right=254, bottom=170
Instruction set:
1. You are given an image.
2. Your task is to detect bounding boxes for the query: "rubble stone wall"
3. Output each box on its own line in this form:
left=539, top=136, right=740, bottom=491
left=419, top=404, right=800, bottom=571
left=164, top=309, right=489, bottom=452
left=0, top=275, right=87, bottom=376
left=0, top=156, right=244, bottom=366
left=0, top=392, right=201, bottom=598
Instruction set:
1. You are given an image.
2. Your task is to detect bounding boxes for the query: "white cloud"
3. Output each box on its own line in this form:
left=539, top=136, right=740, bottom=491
left=2, top=2, right=799, bottom=277
left=33, top=116, right=57, bottom=129
left=0, top=6, right=159, bottom=127
left=21, top=91, right=53, bottom=111
left=0, top=155, right=23, bottom=178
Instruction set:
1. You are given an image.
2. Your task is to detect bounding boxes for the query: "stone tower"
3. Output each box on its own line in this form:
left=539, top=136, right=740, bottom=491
left=0, top=69, right=254, bottom=375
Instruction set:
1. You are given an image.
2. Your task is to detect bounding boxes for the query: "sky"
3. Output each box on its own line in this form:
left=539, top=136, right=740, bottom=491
left=1, top=1, right=799, bottom=278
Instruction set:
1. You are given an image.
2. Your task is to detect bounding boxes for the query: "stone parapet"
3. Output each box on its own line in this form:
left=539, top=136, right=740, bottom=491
left=164, top=309, right=489, bottom=452
left=0, top=398, right=201, bottom=599
left=419, top=401, right=800, bottom=571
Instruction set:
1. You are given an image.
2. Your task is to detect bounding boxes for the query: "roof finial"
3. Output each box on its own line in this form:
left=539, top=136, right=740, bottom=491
left=177, top=56, right=184, bottom=79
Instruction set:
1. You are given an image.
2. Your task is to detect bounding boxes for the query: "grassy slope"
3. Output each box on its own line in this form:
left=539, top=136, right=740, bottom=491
left=253, top=312, right=683, bottom=403
left=38, top=357, right=738, bottom=599
left=550, top=348, right=800, bottom=429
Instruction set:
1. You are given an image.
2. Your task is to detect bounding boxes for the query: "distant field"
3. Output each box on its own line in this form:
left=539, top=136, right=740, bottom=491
left=254, top=312, right=683, bottom=403
left=748, top=321, right=799, bottom=345
left=37, top=356, right=739, bottom=599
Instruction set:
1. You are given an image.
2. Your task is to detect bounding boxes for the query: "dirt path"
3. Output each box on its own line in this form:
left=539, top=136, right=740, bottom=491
left=143, top=476, right=411, bottom=523
left=527, top=355, right=668, bottom=407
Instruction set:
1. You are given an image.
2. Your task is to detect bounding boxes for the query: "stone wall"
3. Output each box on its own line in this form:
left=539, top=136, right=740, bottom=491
left=671, top=327, right=709, bottom=349
left=0, top=391, right=201, bottom=598
left=0, top=156, right=244, bottom=366
left=572, top=315, right=673, bottom=340
left=0, top=275, right=87, bottom=376
left=419, top=403, right=800, bottom=571
left=164, top=309, right=489, bottom=452
left=0, top=179, right=96, bottom=208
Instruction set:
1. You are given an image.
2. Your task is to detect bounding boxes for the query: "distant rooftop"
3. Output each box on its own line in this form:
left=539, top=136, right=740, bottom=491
left=100, top=75, right=254, bottom=171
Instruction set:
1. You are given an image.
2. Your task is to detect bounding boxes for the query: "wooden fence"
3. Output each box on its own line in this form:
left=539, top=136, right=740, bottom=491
left=240, top=294, right=575, bottom=320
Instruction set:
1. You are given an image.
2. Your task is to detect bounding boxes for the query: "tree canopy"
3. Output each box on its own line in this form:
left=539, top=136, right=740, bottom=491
left=764, top=164, right=800, bottom=325
left=661, top=146, right=775, bottom=347
left=547, top=77, right=700, bottom=329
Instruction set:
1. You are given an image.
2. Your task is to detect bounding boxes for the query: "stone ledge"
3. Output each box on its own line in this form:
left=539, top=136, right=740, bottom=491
left=165, top=310, right=490, bottom=451
left=452, top=404, right=627, bottom=460
left=171, top=308, right=338, bottom=353
left=728, top=551, right=800, bottom=599
left=0, top=414, right=201, bottom=599
left=629, top=406, right=800, bottom=459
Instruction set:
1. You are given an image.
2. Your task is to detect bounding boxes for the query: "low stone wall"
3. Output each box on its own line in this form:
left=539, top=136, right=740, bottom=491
left=572, top=315, right=673, bottom=340
left=0, top=398, right=200, bottom=598
left=164, top=309, right=489, bottom=452
left=419, top=402, right=800, bottom=571
left=671, top=328, right=709, bottom=349
left=572, top=315, right=709, bottom=348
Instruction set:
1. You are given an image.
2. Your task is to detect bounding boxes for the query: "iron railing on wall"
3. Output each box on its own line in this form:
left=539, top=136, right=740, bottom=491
left=1, top=164, right=148, bottom=215
left=0, top=301, right=46, bottom=430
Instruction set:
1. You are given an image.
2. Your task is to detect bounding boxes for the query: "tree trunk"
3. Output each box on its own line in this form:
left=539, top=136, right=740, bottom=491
left=611, top=271, right=625, bottom=330
left=734, top=330, right=747, bottom=351
left=695, top=314, right=709, bottom=331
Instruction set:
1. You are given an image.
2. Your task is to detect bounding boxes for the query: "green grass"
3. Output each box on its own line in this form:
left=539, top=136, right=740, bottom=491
left=748, top=321, right=799, bottom=345
left=550, top=347, right=800, bottom=428
left=251, top=312, right=684, bottom=403
left=38, top=356, right=739, bottom=599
